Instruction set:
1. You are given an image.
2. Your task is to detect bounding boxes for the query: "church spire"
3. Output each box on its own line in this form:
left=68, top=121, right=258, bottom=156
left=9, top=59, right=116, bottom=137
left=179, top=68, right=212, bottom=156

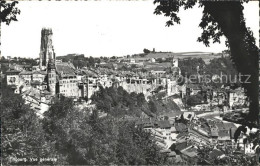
left=39, top=28, right=56, bottom=70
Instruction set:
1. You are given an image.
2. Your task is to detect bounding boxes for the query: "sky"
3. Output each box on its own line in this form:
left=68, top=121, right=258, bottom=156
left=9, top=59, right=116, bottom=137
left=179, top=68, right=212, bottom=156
left=1, top=1, right=259, bottom=58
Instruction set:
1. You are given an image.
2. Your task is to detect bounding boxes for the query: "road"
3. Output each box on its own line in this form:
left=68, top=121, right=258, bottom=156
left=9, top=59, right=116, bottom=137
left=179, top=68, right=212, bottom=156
left=197, top=110, right=233, bottom=118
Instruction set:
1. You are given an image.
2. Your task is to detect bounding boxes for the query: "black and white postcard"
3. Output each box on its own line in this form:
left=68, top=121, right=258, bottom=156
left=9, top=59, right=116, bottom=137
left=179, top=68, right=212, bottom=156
left=0, top=0, right=259, bottom=165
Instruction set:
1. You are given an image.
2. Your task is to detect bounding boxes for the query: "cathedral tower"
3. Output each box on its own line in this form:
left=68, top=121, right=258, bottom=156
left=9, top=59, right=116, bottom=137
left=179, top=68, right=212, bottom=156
left=39, top=28, right=56, bottom=70
left=47, top=59, right=57, bottom=96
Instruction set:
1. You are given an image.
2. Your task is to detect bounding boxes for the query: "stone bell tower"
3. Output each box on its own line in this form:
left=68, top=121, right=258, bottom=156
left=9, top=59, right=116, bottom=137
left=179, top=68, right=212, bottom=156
left=39, top=28, right=56, bottom=70
left=47, top=59, right=57, bottom=96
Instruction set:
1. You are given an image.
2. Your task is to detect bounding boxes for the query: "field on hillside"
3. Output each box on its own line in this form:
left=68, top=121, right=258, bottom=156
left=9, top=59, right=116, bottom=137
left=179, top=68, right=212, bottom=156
left=132, top=52, right=223, bottom=64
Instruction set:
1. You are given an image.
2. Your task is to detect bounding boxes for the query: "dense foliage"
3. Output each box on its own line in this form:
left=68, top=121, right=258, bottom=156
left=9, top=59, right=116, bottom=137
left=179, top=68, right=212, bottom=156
left=56, top=54, right=101, bottom=69
left=186, top=94, right=205, bottom=107
left=143, top=48, right=151, bottom=54
left=91, top=86, right=181, bottom=118
left=1, top=85, right=171, bottom=165
left=1, top=83, right=49, bottom=165
left=179, top=56, right=238, bottom=85
left=205, top=56, right=238, bottom=82
left=179, top=58, right=205, bottom=77
left=0, top=56, right=38, bottom=66
left=148, top=95, right=181, bottom=114
left=0, top=1, right=20, bottom=25
left=91, top=86, right=151, bottom=117
left=42, top=95, right=169, bottom=165
left=203, top=56, right=239, bottom=88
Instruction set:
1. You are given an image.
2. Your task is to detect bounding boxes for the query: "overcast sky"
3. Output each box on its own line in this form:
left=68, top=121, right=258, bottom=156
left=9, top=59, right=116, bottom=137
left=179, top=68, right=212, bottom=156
left=1, top=1, right=259, bottom=58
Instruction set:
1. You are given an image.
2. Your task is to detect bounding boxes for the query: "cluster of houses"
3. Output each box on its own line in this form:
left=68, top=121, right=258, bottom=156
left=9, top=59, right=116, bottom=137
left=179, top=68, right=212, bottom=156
left=135, top=111, right=258, bottom=164
left=5, top=58, right=183, bottom=99
left=3, top=28, right=189, bottom=114
left=3, top=28, right=248, bottom=113
left=4, top=53, right=248, bottom=118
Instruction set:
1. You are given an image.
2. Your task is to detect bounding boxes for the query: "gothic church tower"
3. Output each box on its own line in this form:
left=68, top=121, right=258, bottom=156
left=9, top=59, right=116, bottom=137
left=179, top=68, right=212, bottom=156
left=39, top=28, right=56, bottom=70
left=47, top=59, right=57, bottom=96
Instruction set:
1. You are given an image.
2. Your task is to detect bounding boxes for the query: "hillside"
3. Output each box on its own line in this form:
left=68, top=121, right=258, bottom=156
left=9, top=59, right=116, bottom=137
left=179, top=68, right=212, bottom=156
left=129, top=51, right=222, bottom=64
left=132, top=51, right=215, bottom=58
left=56, top=54, right=85, bottom=60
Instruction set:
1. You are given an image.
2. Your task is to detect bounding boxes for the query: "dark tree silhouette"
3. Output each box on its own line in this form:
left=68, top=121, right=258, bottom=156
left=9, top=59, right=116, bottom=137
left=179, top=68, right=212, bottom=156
left=143, top=48, right=151, bottom=54
left=153, top=0, right=258, bottom=126
left=0, top=1, right=20, bottom=25
left=1, top=84, right=50, bottom=165
left=0, top=1, right=20, bottom=52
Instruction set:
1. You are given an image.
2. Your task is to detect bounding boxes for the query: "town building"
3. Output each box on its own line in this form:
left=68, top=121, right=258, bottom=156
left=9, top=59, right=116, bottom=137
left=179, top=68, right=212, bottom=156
left=6, top=69, right=20, bottom=86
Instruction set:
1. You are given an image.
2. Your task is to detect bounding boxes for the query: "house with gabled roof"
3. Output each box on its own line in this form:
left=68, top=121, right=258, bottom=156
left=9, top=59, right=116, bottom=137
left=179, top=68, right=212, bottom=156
left=180, top=146, right=198, bottom=165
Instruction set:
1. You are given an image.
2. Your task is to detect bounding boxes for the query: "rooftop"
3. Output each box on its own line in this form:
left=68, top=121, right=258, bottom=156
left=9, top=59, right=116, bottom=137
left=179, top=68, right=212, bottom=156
left=175, top=123, right=187, bottom=132
left=156, top=120, right=171, bottom=128
left=31, top=80, right=41, bottom=85
left=186, top=83, right=201, bottom=90
left=32, top=70, right=47, bottom=75
left=176, top=142, right=189, bottom=152
left=56, top=62, right=75, bottom=76
left=6, top=69, right=21, bottom=74
left=216, top=122, right=237, bottom=131
left=218, top=130, right=230, bottom=139
left=181, top=146, right=197, bottom=158
left=20, top=71, right=32, bottom=75
left=209, top=149, right=224, bottom=160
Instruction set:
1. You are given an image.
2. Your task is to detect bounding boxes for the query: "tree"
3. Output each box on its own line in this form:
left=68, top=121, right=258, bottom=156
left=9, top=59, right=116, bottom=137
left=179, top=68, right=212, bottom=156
left=156, top=58, right=164, bottom=63
left=143, top=48, right=151, bottom=54
left=42, top=96, right=91, bottom=164
left=205, top=57, right=238, bottom=81
left=42, top=95, right=74, bottom=140
left=179, top=58, right=206, bottom=77
left=42, top=94, right=167, bottom=165
left=0, top=1, right=21, bottom=55
left=1, top=84, right=50, bottom=165
left=148, top=100, right=158, bottom=113
left=0, top=1, right=20, bottom=25
left=153, top=0, right=258, bottom=126
left=88, top=56, right=95, bottom=67
left=91, top=86, right=152, bottom=118
left=177, top=75, right=185, bottom=86
left=186, top=94, right=204, bottom=107
left=197, top=146, right=212, bottom=165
